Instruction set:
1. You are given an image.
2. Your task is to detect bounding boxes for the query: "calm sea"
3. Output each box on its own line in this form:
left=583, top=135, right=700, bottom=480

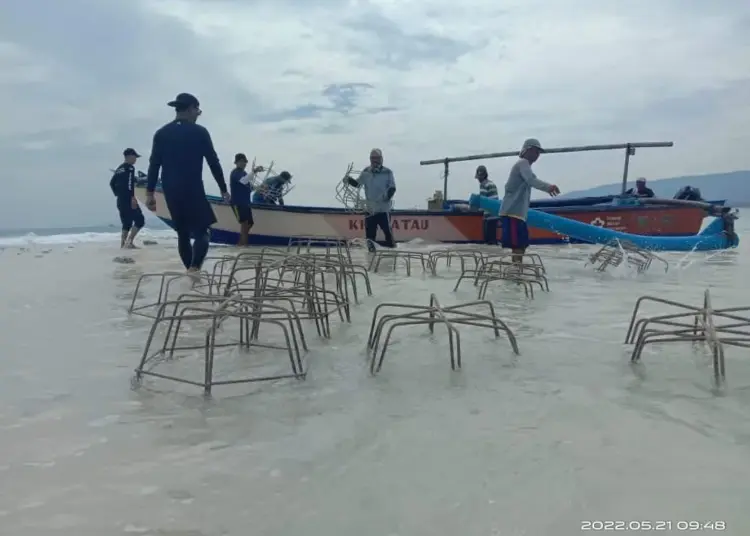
left=0, top=218, right=748, bottom=535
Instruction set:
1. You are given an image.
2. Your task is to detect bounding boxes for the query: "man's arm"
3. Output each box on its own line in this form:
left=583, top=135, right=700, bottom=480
left=127, top=166, right=137, bottom=200
left=238, top=170, right=251, bottom=186
left=146, top=132, right=162, bottom=193
left=385, top=169, right=396, bottom=200
left=346, top=166, right=371, bottom=188
left=201, top=128, right=227, bottom=194
left=270, top=177, right=285, bottom=205
left=518, top=160, right=552, bottom=192
left=109, top=169, right=119, bottom=197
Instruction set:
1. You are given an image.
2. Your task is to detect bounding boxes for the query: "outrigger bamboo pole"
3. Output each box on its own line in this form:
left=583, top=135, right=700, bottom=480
left=419, top=141, right=674, bottom=200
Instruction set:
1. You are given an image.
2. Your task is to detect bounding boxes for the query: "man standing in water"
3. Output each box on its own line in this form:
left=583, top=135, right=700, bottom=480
left=145, top=93, right=230, bottom=275
left=110, top=148, right=145, bottom=249
left=343, top=148, right=396, bottom=251
left=229, top=153, right=255, bottom=246
left=499, top=138, right=560, bottom=263
left=475, top=164, right=499, bottom=244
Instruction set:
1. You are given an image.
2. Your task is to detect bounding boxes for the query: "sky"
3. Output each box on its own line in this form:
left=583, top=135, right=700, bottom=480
left=0, top=0, right=749, bottom=229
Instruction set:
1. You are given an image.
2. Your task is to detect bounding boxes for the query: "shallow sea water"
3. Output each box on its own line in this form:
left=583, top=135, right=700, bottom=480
left=1, top=223, right=749, bottom=535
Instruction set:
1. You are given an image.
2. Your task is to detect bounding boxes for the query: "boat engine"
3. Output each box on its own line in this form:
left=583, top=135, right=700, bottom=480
left=674, top=185, right=704, bottom=201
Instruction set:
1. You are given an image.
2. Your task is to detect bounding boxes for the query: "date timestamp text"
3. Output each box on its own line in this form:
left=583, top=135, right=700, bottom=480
left=581, top=520, right=726, bottom=531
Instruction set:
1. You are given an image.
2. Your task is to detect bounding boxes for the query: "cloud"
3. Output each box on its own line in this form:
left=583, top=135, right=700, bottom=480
left=0, top=0, right=749, bottom=228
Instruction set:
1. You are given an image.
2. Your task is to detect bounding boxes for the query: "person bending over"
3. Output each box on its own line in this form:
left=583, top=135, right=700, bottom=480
left=145, top=93, right=230, bottom=275
left=229, top=153, right=256, bottom=246
left=343, top=148, right=396, bottom=252
left=498, top=138, right=560, bottom=263
left=252, top=171, right=292, bottom=206
left=109, top=147, right=145, bottom=248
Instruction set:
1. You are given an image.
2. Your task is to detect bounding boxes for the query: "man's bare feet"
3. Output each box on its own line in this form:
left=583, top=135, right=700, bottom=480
left=185, top=267, right=200, bottom=286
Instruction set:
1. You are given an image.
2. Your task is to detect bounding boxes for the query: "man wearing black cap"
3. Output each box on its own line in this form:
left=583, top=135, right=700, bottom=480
left=109, top=147, right=145, bottom=248
left=145, top=93, right=230, bottom=274
left=252, top=171, right=293, bottom=206
left=229, top=153, right=255, bottom=246
left=475, top=165, right=498, bottom=199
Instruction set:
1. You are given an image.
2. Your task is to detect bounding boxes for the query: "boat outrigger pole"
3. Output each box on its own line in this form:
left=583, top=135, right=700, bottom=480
left=419, top=141, right=674, bottom=200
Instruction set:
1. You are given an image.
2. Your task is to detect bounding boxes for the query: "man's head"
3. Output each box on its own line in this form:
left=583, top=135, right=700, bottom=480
left=636, top=177, right=647, bottom=191
left=369, top=148, right=383, bottom=169
left=279, top=171, right=292, bottom=181
left=168, top=93, right=202, bottom=123
left=234, top=153, right=248, bottom=170
left=520, top=138, right=544, bottom=164
left=475, top=165, right=488, bottom=181
left=123, top=147, right=141, bottom=165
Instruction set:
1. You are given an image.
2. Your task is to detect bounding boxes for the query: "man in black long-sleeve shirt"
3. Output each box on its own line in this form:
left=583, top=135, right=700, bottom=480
left=145, top=93, right=230, bottom=274
left=110, top=147, right=145, bottom=248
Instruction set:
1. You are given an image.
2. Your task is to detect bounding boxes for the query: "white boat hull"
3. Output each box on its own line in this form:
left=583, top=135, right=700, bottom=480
left=133, top=186, right=485, bottom=246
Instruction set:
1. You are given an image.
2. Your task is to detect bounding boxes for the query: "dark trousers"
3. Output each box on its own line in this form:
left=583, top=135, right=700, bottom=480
left=483, top=217, right=500, bottom=245
left=117, top=200, right=145, bottom=231
left=176, top=228, right=211, bottom=270
left=365, top=212, right=395, bottom=250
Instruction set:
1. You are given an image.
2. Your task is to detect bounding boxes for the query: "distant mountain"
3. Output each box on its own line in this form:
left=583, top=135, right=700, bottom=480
left=561, top=170, right=750, bottom=206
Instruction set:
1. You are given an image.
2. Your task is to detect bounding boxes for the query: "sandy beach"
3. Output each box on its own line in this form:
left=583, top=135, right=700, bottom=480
left=1, top=227, right=750, bottom=535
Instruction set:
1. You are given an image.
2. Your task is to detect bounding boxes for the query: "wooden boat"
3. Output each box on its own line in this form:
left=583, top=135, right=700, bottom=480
left=133, top=140, right=729, bottom=246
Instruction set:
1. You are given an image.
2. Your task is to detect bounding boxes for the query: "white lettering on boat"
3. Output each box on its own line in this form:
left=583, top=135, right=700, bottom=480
left=348, top=218, right=429, bottom=231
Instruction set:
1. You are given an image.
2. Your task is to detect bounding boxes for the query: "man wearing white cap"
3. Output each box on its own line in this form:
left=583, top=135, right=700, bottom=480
left=344, top=148, right=396, bottom=251
left=499, top=138, right=560, bottom=262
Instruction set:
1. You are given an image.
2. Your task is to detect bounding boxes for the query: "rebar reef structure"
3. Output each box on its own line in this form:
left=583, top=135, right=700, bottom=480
left=625, top=289, right=750, bottom=385
left=366, top=293, right=520, bottom=374
left=130, top=243, right=367, bottom=394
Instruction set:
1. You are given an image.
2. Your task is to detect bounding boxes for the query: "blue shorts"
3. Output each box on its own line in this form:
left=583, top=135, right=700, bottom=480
left=500, top=216, right=529, bottom=250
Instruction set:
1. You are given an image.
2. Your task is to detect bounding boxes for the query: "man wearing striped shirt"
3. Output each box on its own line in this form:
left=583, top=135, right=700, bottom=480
left=476, top=165, right=498, bottom=199
left=476, top=165, right=499, bottom=244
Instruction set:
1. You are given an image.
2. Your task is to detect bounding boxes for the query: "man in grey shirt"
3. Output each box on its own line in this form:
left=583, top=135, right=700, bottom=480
left=344, top=148, right=396, bottom=251
left=499, top=138, right=560, bottom=262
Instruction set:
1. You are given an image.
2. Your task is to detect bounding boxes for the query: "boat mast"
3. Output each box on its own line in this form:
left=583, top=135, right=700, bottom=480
left=419, top=141, right=674, bottom=199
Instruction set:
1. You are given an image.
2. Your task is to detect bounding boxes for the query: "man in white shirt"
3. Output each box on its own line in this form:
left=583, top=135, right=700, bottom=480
left=498, top=138, right=560, bottom=262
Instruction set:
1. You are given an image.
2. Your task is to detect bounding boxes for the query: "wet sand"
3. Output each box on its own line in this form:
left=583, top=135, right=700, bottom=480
left=1, top=231, right=749, bottom=535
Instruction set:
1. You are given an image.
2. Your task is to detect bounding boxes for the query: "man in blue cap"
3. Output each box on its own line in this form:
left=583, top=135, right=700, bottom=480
left=109, top=147, right=145, bottom=248
left=145, top=93, right=230, bottom=275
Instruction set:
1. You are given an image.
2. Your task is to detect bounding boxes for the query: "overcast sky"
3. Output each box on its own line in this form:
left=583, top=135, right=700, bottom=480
left=1, top=0, right=749, bottom=229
